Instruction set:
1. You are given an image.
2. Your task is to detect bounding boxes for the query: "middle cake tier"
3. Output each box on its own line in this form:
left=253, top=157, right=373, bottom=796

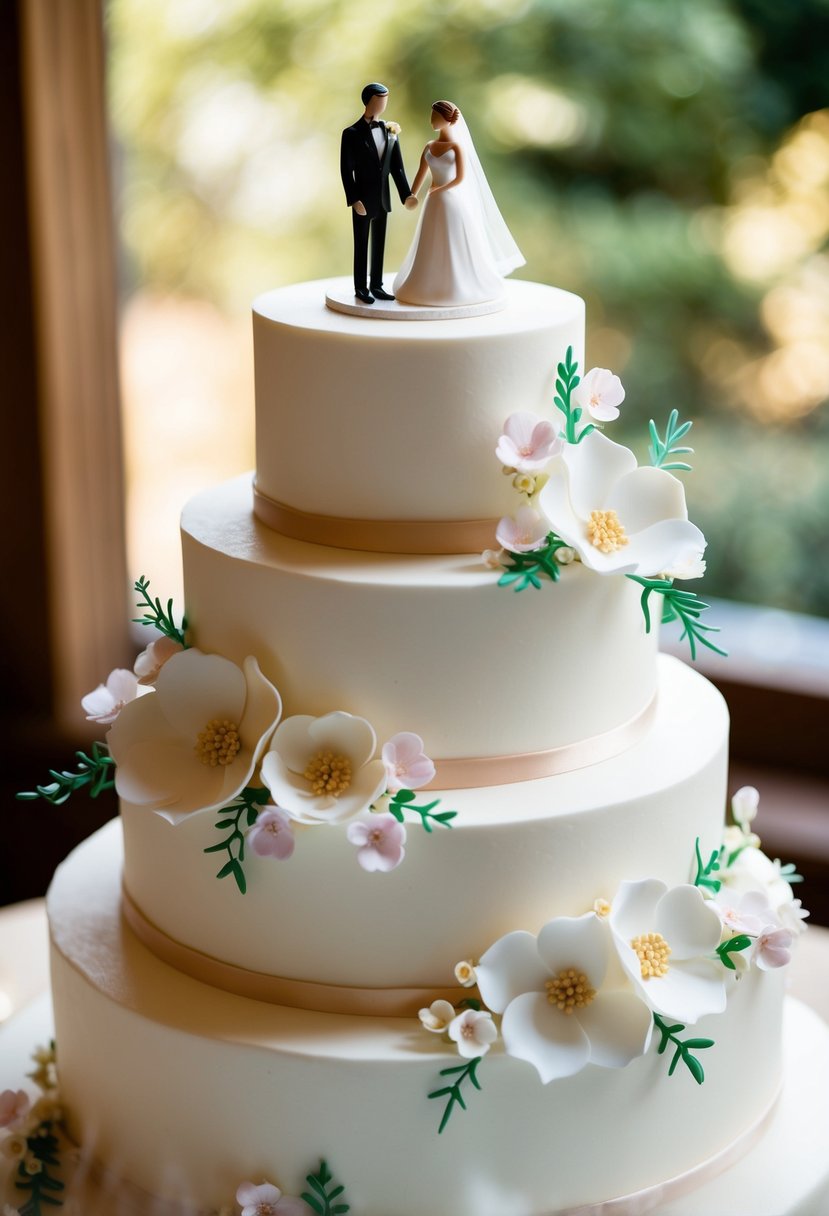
left=181, top=475, right=660, bottom=766
left=121, top=647, right=728, bottom=994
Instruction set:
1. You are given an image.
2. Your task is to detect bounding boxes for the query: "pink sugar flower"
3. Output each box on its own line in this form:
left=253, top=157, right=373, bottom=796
left=754, top=925, right=794, bottom=971
left=81, top=668, right=139, bottom=725
left=495, top=506, right=549, bottom=553
left=346, top=814, right=407, bottom=872
left=381, top=732, right=435, bottom=795
left=496, top=412, right=562, bottom=472
left=0, top=1089, right=30, bottom=1131
left=236, top=1180, right=309, bottom=1216
left=248, top=807, right=295, bottom=860
left=573, top=367, right=625, bottom=423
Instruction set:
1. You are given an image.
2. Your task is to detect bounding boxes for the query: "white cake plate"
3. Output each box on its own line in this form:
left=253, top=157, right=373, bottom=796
left=324, top=275, right=506, bottom=320
left=1, top=993, right=828, bottom=1215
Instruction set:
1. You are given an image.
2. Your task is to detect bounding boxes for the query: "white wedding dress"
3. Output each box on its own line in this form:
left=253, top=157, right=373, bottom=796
left=393, top=139, right=524, bottom=308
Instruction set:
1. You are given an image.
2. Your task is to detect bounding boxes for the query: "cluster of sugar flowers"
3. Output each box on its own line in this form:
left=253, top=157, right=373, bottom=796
left=419, top=997, right=498, bottom=1060
left=257, top=715, right=439, bottom=872
left=704, top=786, right=809, bottom=970
left=489, top=354, right=708, bottom=586
left=74, top=579, right=448, bottom=877
left=0, top=1043, right=63, bottom=1183
left=420, top=791, right=807, bottom=1086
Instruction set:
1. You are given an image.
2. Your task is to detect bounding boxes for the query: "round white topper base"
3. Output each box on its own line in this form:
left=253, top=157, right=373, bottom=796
left=324, top=275, right=506, bottom=320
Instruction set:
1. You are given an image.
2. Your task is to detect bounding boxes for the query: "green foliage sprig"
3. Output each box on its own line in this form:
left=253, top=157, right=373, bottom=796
left=648, top=409, right=694, bottom=471
left=387, top=789, right=456, bottom=832
left=553, top=346, right=594, bottom=445
left=653, top=1014, right=714, bottom=1085
left=627, top=576, right=727, bottom=660
left=133, top=575, right=187, bottom=647
left=498, top=532, right=572, bottom=592
left=203, top=786, right=270, bottom=894
left=428, top=1056, right=483, bottom=1134
left=14, top=1119, right=64, bottom=1213
left=300, top=1159, right=350, bottom=1215
left=693, top=837, right=723, bottom=893
left=16, top=742, right=115, bottom=807
left=716, top=934, right=753, bottom=970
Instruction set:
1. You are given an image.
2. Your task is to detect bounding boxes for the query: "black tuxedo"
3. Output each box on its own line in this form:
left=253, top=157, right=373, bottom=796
left=340, top=117, right=411, bottom=292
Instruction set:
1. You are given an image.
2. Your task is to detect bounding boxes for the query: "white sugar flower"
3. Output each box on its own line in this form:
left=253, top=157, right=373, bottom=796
left=133, top=636, right=184, bottom=685
left=496, top=412, right=563, bottom=473
left=572, top=367, right=625, bottom=423
left=555, top=546, right=577, bottom=565
left=731, top=786, right=760, bottom=832
left=778, top=898, right=809, bottom=936
left=419, top=999, right=456, bottom=1034
left=539, top=430, right=706, bottom=577
left=476, top=913, right=652, bottom=1083
left=482, top=547, right=508, bottom=570
left=718, top=845, right=797, bottom=912
left=0, top=1134, right=27, bottom=1160
left=495, top=506, right=549, bottom=553
left=609, top=880, right=725, bottom=1023
left=454, top=960, right=477, bottom=988
left=447, top=1009, right=498, bottom=1059
left=107, top=649, right=282, bottom=824
left=81, top=668, right=139, bottom=725
left=261, top=711, right=386, bottom=826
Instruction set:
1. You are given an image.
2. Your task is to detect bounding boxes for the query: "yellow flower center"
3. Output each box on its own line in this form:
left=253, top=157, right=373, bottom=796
left=631, top=932, right=671, bottom=979
left=587, top=509, right=628, bottom=553
left=545, top=968, right=596, bottom=1015
left=304, top=750, right=352, bottom=797
left=195, top=719, right=241, bottom=767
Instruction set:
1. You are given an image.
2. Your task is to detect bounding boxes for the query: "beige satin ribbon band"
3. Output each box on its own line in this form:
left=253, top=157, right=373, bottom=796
left=121, top=885, right=463, bottom=1017
left=429, top=693, right=659, bottom=790
left=253, top=482, right=499, bottom=555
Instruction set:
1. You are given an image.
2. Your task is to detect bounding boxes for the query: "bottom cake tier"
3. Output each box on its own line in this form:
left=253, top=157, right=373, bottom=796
left=37, top=821, right=819, bottom=1216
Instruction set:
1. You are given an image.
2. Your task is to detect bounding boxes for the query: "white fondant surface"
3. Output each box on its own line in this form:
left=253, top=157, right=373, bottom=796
left=253, top=277, right=585, bottom=523
left=181, top=475, right=660, bottom=761
left=37, top=826, right=813, bottom=1215
left=120, top=652, right=724, bottom=990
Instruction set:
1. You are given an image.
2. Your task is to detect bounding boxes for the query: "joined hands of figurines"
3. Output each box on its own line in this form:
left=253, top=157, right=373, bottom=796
left=340, top=82, right=417, bottom=303
left=392, top=101, right=524, bottom=308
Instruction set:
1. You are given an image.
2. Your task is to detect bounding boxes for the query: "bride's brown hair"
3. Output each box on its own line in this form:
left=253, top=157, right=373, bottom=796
left=431, top=100, right=460, bottom=124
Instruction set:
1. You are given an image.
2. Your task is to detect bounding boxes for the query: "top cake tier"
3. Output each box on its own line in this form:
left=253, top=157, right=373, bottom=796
left=253, top=277, right=584, bottom=551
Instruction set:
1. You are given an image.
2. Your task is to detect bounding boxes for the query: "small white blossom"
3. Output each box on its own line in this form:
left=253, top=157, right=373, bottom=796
left=555, top=546, right=577, bottom=565
left=418, top=999, right=456, bottom=1034
left=454, top=960, right=477, bottom=987
left=732, top=786, right=760, bottom=831
left=447, top=1009, right=498, bottom=1059
left=482, top=548, right=508, bottom=570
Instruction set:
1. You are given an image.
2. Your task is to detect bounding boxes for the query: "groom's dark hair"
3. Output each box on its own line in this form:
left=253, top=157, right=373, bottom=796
left=361, top=82, right=389, bottom=104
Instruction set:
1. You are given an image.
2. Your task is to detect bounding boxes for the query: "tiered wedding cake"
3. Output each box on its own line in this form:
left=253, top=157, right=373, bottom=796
left=4, top=276, right=829, bottom=1216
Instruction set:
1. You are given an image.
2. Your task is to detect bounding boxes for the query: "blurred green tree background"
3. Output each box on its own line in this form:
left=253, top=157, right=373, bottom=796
left=107, top=0, right=829, bottom=615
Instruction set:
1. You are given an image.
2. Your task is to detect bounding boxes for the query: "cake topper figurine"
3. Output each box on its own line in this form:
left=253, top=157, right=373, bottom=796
left=340, top=82, right=417, bottom=305
left=393, top=100, right=525, bottom=308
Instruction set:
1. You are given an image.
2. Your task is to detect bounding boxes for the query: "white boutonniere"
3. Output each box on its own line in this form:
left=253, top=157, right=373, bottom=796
left=385, top=121, right=401, bottom=138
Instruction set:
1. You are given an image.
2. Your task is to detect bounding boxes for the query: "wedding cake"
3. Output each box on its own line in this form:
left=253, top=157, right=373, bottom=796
left=4, top=275, right=829, bottom=1216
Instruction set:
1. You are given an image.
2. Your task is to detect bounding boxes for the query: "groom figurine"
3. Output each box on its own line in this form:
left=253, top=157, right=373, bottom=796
left=341, top=82, right=417, bottom=304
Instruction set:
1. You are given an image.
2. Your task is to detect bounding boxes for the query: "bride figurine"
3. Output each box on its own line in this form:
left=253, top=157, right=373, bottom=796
left=392, top=100, right=525, bottom=307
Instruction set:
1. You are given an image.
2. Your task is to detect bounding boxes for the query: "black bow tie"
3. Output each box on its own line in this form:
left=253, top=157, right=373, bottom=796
left=369, top=120, right=385, bottom=129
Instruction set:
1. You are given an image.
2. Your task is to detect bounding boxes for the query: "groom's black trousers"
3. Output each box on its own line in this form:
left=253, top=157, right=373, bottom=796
left=352, top=209, right=388, bottom=292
